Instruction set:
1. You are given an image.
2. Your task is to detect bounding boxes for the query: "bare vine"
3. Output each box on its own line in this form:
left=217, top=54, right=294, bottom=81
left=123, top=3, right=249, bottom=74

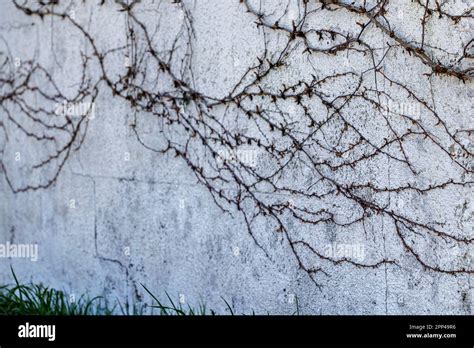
left=1, top=0, right=473, bottom=286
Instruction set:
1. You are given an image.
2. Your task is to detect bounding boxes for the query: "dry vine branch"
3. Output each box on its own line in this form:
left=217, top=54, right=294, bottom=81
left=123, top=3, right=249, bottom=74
left=1, top=0, right=473, bottom=287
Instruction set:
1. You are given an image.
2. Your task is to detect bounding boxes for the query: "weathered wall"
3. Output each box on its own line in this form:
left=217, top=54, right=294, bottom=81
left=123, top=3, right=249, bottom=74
left=0, top=0, right=472, bottom=314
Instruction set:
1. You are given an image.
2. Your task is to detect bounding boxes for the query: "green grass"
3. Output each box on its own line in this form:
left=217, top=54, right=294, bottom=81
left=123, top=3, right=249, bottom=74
left=0, top=268, right=300, bottom=315
left=141, top=283, right=219, bottom=315
left=0, top=267, right=112, bottom=315
left=0, top=268, right=221, bottom=315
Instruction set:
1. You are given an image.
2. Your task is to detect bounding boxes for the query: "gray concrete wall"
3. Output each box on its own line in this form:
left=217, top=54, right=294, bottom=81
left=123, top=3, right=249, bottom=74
left=0, top=0, right=472, bottom=314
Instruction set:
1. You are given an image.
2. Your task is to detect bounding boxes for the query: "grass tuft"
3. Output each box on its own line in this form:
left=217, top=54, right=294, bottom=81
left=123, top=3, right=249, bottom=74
left=0, top=267, right=112, bottom=315
left=141, top=283, right=216, bottom=315
left=0, top=268, right=300, bottom=315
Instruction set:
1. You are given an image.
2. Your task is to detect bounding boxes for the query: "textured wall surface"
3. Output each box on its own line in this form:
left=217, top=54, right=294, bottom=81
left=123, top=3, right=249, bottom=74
left=0, top=0, right=473, bottom=314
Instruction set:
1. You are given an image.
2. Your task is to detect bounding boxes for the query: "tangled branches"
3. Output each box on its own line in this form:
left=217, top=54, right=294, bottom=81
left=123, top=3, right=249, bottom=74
left=1, top=0, right=473, bottom=286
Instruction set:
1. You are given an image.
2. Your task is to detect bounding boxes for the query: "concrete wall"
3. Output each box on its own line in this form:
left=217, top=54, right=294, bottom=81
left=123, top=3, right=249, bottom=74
left=0, top=0, right=472, bottom=314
